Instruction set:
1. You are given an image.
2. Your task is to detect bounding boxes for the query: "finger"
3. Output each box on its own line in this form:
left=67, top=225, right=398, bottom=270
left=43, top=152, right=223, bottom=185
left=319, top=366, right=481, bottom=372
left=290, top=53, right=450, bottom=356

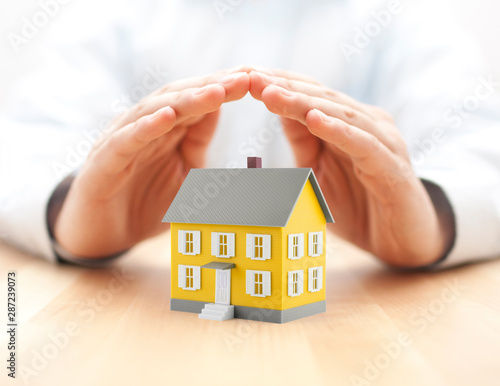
left=151, top=67, right=250, bottom=99
left=118, top=83, right=225, bottom=130
left=180, top=109, right=220, bottom=168
left=280, top=117, right=321, bottom=167
left=306, top=109, right=396, bottom=178
left=99, top=83, right=230, bottom=175
left=96, top=106, right=177, bottom=175
left=249, top=66, right=322, bottom=86
left=306, top=109, right=418, bottom=205
left=250, top=71, right=372, bottom=117
left=114, top=73, right=249, bottom=129
left=261, top=85, right=384, bottom=140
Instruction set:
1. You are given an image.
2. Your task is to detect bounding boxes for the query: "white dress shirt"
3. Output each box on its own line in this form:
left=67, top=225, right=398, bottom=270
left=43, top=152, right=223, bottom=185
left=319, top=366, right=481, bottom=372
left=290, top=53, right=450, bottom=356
left=1, top=0, right=499, bottom=267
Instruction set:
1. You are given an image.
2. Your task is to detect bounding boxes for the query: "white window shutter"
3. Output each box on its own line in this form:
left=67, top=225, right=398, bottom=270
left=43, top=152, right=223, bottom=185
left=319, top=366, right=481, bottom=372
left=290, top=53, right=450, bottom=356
left=211, top=232, right=218, bottom=256
left=263, top=272, right=271, bottom=296
left=318, top=232, right=324, bottom=255
left=308, top=233, right=314, bottom=256
left=246, top=234, right=254, bottom=258
left=318, top=266, right=323, bottom=291
left=288, top=234, right=294, bottom=259
left=178, top=265, right=186, bottom=289
left=298, top=234, right=304, bottom=258
left=288, top=271, right=294, bottom=297
left=297, top=270, right=304, bottom=295
left=193, top=231, right=201, bottom=255
left=178, top=231, right=185, bottom=254
left=308, top=267, right=314, bottom=292
left=193, top=266, right=201, bottom=290
left=263, top=235, right=271, bottom=260
left=246, top=270, right=254, bottom=295
left=228, top=233, right=235, bottom=257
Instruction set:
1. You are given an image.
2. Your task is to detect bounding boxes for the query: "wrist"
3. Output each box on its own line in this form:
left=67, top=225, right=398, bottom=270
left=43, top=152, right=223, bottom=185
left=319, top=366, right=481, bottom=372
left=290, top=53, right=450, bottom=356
left=47, top=172, right=127, bottom=263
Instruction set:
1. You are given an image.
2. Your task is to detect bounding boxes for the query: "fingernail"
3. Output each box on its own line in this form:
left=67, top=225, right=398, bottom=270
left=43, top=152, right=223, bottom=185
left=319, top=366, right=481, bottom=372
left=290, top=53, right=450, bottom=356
left=252, top=71, right=272, bottom=85
left=313, top=109, right=329, bottom=122
left=274, top=85, right=293, bottom=97
left=151, top=106, right=171, bottom=120
left=219, top=72, right=246, bottom=85
left=194, top=86, right=210, bottom=95
left=231, top=64, right=249, bottom=73
left=252, top=65, right=275, bottom=75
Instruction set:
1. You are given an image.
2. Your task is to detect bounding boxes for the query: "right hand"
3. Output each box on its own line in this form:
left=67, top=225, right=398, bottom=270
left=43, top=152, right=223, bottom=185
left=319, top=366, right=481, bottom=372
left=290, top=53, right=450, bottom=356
left=54, top=68, right=250, bottom=258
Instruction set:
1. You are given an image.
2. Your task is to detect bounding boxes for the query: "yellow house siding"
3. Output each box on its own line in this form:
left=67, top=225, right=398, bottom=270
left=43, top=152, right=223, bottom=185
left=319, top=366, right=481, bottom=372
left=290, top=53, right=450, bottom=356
left=282, top=180, right=327, bottom=310
left=171, top=223, right=284, bottom=310
left=170, top=179, right=328, bottom=312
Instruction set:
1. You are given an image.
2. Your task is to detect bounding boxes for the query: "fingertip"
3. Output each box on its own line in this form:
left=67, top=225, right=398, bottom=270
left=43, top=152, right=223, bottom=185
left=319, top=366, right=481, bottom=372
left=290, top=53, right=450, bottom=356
left=139, top=106, right=177, bottom=141
left=150, top=105, right=176, bottom=122
left=260, top=84, right=279, bottom=102
left=249, top=71, right=271, bottom=100
left=306, top=109, right=324, bottom=125
left=261, top=85, right=297, bottom=117
left=250, top=65, right=276, bottom=75
left=194, top=83, right=227, bottom=106
left=305, top=109, right=336, bottom=137
left=218, top=72, right=248, bottom=86
left=231, top=64, right=252, bottom=73
left=262, top=84, right=293, bottom=99
left=219, top=72, right=249, bottom=101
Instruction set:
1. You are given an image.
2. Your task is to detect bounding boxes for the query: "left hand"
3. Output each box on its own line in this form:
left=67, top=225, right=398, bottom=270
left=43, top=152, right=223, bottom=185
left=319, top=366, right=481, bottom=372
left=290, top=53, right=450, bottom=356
left=249, top=68, right=454, bottom=267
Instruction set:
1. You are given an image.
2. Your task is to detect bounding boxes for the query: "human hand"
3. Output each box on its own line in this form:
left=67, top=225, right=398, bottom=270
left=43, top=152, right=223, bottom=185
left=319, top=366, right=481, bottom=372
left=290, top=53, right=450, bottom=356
left=54, top=68, right=250, bottom=258
left=249, top=68, right=454, bottom=267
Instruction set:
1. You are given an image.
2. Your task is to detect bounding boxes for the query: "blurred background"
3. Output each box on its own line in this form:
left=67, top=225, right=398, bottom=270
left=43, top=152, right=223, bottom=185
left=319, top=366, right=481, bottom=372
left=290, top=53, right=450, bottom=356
left=0, top=0, right=499, bottom=103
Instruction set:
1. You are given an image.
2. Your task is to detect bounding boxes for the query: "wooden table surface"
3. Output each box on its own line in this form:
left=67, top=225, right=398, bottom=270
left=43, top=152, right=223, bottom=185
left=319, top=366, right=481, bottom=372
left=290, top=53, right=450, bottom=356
left=1, top=232, right=499, bottom=386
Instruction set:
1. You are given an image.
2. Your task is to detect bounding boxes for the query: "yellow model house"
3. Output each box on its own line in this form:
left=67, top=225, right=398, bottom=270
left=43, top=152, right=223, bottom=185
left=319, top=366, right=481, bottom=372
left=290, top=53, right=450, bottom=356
left=162, top=157, right=334, bottom=323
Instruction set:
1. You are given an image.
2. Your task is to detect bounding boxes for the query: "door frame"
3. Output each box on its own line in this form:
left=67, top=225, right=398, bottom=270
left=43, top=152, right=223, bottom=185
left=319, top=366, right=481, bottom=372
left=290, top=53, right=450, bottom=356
left=215, top=269, right=231, bottom=305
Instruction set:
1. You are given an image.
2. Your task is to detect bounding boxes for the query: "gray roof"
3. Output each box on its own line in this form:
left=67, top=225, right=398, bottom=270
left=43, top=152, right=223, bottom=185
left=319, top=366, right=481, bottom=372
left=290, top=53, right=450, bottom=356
left=162, top=168, right=334, bottom=227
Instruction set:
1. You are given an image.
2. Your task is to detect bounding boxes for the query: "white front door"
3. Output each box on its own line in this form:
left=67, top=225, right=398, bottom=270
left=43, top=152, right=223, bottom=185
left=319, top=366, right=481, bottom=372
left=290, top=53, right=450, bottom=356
left=215, top=269, right=231, bottom=305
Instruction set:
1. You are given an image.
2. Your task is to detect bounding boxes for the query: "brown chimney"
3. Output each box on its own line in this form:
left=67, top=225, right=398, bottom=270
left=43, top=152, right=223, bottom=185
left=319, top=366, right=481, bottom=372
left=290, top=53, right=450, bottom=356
left=247, top=157, right=262, bottom=168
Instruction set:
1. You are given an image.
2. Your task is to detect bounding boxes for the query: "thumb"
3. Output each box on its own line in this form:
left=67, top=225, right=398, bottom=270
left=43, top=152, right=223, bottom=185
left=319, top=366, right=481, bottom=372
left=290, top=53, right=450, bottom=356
left=181, top=109, right=221, bottom=168
left=281, top=117, right=320, bottom=167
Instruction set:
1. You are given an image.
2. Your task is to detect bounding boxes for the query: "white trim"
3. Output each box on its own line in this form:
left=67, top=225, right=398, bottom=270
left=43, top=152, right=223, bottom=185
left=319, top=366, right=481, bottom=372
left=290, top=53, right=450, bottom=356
left=288, top=233, right=304, bottom=260
left=246, top=234, right=254, bottom=259
left=178, top=231, right=185, bottom=254
left=262, top=235, right=271, bottom=260
left=178, top=264, right=186, bottom=288
left=308, top=232, right=323, bottom=257
left=227, top=233, right=235, bottom=257
left=263, top=271, right=271, bottom=296
left=179, top=230, right=200, bottom=255
left=288, top=270, right=304, bottom=297
left=178, top=265, right=201, bottom=290
left=308, top=266, right=323, bottom=292
left=246, top=270, right=254, bottom=295
left=211, top=232, right=235, bottom=258
left=193, top=231, right=200, bottom=255
left=246, top=270, right=271, bottom=297
left=211, top=232, right=218, bottom=256
left=215, top=269, right=231, bottom=304
left=246, top=234, right=271, bottom=261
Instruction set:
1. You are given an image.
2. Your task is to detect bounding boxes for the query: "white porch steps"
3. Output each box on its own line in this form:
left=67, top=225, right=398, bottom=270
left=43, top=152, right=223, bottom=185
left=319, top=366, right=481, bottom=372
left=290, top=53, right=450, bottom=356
left=199, top=303, right=234, bottom=321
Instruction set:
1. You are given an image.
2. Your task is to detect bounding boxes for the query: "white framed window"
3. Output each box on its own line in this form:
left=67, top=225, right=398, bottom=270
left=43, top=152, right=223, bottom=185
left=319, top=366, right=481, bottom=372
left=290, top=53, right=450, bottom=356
left=178, top=265, right=201, bottom=290
left=246, top=234, right=271, bottom=260
left=308, top=266, right=323, bottom=292
left=288, top=233, right=304, bottom=260
left=308, top=232, right=324, bottom=257
left=246, top=270, right=271, bottom=297
left=178, top=231, right=201, bottom=255
left=288, top=270, right=304, bottom=297
left=211, top=232, right=235, bottom=258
